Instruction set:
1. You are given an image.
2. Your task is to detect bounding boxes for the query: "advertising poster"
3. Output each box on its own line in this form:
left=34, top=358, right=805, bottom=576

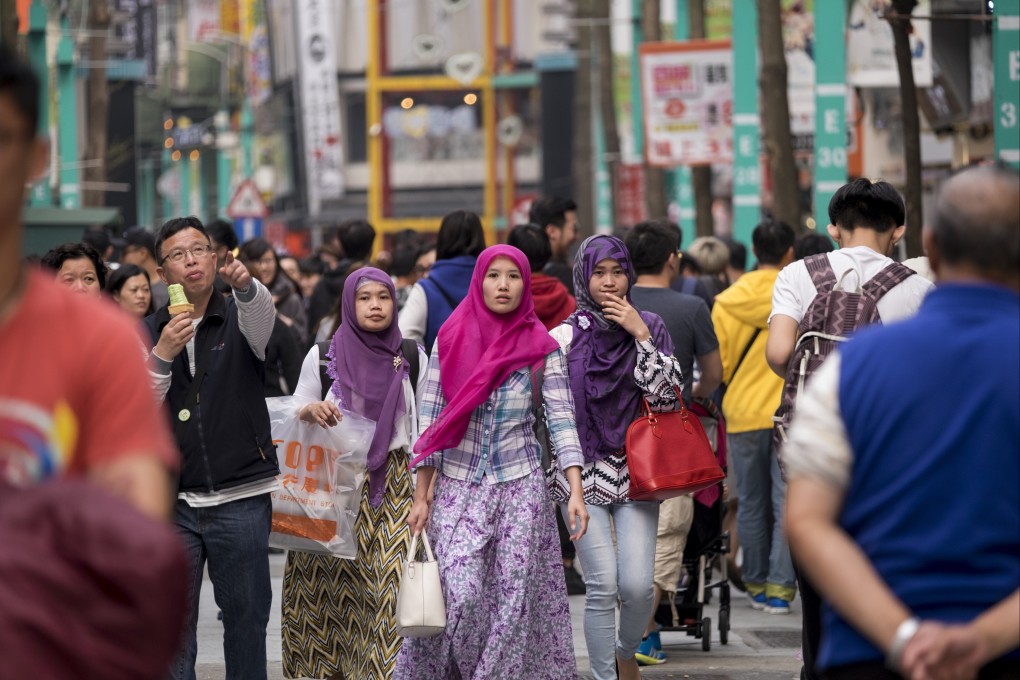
left=639, top=40, right=733, bottom=167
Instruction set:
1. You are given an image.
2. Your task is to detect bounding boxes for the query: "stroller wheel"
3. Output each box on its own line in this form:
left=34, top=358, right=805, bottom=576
left=719, top=608, right=729, bottom=645
left=701, top=616, right=712, bottom=651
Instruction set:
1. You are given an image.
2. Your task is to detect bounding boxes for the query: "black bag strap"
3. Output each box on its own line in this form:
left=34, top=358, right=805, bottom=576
left=174, top=328, right=213, bottom=438
left=724, top=327, right=761, bottom=388
left=316, top=340, right=331, bottom=400
left=317, top=338, right=421, bottom=402
left=401, top=338, right=420, bottom=390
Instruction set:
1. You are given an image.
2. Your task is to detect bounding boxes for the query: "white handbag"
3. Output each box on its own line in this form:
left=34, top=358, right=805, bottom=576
left=395, top=531, right=447, bottom=638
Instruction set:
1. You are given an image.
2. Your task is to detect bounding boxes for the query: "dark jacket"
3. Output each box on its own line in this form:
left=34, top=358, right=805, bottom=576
left=307, top=258, right=355, bottom=336
left=144, top=292, right=280, bottom=493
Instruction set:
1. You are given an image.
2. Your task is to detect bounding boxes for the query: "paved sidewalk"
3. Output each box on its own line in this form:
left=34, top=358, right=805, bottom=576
left=194, top=553, right=803, bottom=679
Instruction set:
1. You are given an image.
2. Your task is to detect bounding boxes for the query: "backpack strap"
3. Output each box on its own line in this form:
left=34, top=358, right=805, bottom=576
left=401, top=338, right=420, bottom=390
left=804, top=254, right=838, bottom=292
left=318, top=338, right=421, bottom=402
left=859, top=262, right=915, bottom=322
left=316, top=340, right=332, bottom=401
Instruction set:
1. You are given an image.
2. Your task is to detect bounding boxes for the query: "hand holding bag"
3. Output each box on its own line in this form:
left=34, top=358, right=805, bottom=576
left=627, top=386, right=725, bottom=501
left=395, top=531, right=447, bottom=638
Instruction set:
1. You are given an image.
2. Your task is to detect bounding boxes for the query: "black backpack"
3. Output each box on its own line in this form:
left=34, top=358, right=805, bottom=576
left=315, top=339, right=420, bottom=401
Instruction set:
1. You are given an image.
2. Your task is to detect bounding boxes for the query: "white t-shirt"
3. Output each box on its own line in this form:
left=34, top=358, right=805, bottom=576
left=770, top=246, right=933, bottom=326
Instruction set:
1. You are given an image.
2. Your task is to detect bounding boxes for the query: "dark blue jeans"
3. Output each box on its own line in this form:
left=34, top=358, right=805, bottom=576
left=168, top=493, right=272, bottom=680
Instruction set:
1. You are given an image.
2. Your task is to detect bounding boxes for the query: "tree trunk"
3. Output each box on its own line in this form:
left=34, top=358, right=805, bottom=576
left=0, top=0, right=17, bottom=49
left=573, top=0, right=596, bottom=236
left=642, top=0, right=668, bottom=219
left=595, top=0, right=619, bottom=230
left=82, top=0, right=110, bottom=207
left=688, top=0, right=714, bottom=237
left=888, top=1, right=923, bottom=258
left=757, top=0, right=801, bottom=230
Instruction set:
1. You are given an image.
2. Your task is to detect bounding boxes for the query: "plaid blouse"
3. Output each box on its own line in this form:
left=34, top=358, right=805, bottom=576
left=413, top=344, right=584, bottom=484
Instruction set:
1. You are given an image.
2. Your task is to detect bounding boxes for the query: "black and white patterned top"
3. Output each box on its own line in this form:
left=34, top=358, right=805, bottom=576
left=546, top=324, right=683, bottom=505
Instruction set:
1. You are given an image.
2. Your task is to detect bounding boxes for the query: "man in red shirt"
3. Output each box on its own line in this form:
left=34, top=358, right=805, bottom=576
left=0, top=46, right=185, bottom=679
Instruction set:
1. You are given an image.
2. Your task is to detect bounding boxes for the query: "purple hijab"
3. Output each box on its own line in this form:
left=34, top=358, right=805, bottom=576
left=567, top=235, right=673, bottom=462
left=327, top=267, right=407, bottom=507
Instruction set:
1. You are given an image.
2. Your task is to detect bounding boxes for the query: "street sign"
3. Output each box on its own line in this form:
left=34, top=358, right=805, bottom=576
left=235, top=217, right=264, bottom=242
left=814, top=0, right=848, bottom=230
left=995, top=2, right=1020, bottom=169
left=226, top=179, right=268, bottom=219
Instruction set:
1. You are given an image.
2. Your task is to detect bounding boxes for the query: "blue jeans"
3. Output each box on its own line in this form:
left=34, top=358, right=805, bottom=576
left=168, top=494, right=273, bottom=680
left=562, top=500, right=659, bottom=680
left=729, top=430, right=796, bottom=597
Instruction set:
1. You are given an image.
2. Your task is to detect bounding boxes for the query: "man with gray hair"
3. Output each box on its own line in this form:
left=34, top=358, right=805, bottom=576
left=784, top=165, right=1020, bottom=680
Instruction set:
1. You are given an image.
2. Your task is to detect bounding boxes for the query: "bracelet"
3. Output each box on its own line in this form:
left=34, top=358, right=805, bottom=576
left=886, top=617, right=920, bottom=672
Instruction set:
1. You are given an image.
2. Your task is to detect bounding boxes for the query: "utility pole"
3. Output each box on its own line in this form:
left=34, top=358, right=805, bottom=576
left=82, top=0, right=110, bottom=208
left=687, top=0, right=714, bottom=237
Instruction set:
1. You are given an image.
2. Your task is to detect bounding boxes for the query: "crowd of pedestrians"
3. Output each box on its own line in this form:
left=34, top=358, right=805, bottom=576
left=2, top=44, right=1018, bottom=680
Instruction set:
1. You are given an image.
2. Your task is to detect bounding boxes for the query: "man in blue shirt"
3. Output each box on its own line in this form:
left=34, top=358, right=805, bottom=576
left=783, top=165, right=1019, bottom=680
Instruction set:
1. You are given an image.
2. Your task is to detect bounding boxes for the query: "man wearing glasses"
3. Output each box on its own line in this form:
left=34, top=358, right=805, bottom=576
left=144, top=216, right=280, bottom=680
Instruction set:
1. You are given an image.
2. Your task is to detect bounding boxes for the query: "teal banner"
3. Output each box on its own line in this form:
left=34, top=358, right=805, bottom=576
left=995, top=1, right=1020, bottom=169
left=731, top=0, right=759, bottom=250
left=814, top=0, right=847, bottom=230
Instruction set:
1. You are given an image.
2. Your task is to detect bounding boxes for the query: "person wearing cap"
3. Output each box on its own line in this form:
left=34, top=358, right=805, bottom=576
left=122, top=225, right=170, bottom=309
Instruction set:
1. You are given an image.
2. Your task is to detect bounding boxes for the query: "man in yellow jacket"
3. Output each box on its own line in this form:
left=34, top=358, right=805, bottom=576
left=711, top=220, right=796, bottom=614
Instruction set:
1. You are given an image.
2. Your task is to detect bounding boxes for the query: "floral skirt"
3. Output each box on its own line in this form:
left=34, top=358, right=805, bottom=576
left=393, top=470, right=577, bottom=680
left=281, top=449, right=414, bottom=679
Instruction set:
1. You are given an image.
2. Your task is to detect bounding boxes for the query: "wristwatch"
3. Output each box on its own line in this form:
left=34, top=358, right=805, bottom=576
left=886, top=617, right=920, bottom=672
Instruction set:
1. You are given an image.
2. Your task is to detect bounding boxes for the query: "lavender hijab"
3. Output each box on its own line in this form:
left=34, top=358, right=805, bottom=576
left=327, top=268, right=407, bottom=508
left=567, top=235, right=673, bottom=462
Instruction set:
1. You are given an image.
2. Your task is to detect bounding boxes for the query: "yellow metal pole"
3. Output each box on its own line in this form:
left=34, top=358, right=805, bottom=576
left=366, top=0, right=383, bottom=241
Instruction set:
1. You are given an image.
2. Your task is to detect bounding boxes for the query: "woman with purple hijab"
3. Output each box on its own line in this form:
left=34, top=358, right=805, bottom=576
left=394, top=245, right=589, bottom=680
left=280, top=267, right=427, bottom=680
left=547, top=234, right=683, bottom=680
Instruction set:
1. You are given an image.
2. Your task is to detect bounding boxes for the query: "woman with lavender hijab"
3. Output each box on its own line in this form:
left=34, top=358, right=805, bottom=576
left=394, top=245, right=589, bottom=679
left=280, top=268, right=427, bottom=680
left=547, top=235, right=683, bottom=680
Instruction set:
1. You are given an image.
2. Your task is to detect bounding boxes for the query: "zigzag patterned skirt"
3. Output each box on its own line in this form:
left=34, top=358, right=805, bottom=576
left=281, top=449, right=414, bottom=680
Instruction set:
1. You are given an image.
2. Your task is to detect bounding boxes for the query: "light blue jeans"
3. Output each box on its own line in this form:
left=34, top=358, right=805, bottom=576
left=561, top=500, right=659, bottom=680
left=729, top=429, right=796, bottom=598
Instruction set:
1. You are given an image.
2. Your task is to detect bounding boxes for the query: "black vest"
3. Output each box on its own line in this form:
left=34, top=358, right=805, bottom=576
left=144, top=292, right=280, bottom=492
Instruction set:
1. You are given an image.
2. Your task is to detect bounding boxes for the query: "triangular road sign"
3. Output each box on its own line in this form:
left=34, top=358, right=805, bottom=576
left=226, top=179, right=268, bottom=219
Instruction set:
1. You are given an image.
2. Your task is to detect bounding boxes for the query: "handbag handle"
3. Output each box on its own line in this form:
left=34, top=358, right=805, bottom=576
left=639, top=385, right=688, bottom=423
left=408, top=531, right=437, bottom=564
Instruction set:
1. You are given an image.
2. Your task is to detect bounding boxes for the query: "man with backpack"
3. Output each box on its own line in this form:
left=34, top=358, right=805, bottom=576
left=712, top=220, right=797, bottom=615
left=783, top=165, right=1019, bottom=680
left=765, top=178, right=932, bottom=679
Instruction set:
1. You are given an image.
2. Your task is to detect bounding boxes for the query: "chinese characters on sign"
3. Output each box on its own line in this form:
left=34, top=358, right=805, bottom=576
left=296, top=0, right=346, bottom=214
left=639, top=40, right=734, bottom=167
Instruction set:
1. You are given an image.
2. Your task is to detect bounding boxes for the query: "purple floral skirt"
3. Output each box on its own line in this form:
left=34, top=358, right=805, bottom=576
left=393, top=470, right=577, bottom=680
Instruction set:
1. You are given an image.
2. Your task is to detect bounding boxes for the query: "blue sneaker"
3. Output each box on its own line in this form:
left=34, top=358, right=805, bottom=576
left=635, top=630, right=667, bottom=665
left=765, top=597, right=791, bottom=614
left=748, top=591, right=767, bottom=610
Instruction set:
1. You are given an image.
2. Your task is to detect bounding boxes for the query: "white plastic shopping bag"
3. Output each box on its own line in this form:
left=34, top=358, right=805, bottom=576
left=266, top=396, right=376, bottom=558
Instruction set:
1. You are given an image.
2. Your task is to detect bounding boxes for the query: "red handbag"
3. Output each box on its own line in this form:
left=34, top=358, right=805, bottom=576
left=626, top=387, right=725, bottom=501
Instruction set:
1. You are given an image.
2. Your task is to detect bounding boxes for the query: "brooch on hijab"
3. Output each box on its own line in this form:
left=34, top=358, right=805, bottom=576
left=577, top=311, right=593, bottom=331
left=393, top=355, right=404, bottom=372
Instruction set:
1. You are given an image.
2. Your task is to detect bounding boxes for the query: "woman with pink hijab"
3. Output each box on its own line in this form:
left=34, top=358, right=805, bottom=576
left=394, top=245, right=589, bottom=680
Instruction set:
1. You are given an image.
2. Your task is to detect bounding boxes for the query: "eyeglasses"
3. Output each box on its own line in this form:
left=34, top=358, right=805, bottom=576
left=160, top=244, right=214, bottom=265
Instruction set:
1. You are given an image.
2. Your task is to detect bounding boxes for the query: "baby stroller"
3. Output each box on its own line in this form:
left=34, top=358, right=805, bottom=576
left=652, top=400, right=731, bottom=651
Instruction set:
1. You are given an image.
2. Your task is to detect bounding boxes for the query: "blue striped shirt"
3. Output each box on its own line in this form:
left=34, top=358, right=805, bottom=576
left=414, top=344, right=584, bottom=484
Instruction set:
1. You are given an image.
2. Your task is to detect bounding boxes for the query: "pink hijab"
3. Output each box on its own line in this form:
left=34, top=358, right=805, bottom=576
left=411, top=245, right=558, bottom=465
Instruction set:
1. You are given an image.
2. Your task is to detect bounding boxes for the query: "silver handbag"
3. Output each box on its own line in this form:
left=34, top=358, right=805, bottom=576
left=395, top=531, right=446, bottom=638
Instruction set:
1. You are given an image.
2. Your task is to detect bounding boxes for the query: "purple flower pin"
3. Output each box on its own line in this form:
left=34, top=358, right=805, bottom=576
left=576, top=311, right=593, bottom=331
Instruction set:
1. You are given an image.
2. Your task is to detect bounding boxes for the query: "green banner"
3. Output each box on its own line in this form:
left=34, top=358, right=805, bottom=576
left=731, top=0, right=759, bottom=250
left=995, top=1, right=1020, bottom=169
left=813, top=0, right=847, bottom=230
